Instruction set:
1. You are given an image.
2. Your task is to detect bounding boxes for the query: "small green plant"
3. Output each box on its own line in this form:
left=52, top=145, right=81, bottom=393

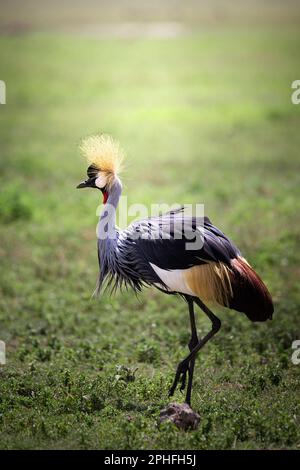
left=137, top=339, right=160, bottom=364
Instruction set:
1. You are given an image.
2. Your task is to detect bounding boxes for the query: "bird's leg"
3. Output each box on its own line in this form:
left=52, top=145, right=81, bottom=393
left=182, top=297, right=199, bottom=405
left=169, top=297, right=221, bottom=402
left=178, top=297, right=198, bottom=398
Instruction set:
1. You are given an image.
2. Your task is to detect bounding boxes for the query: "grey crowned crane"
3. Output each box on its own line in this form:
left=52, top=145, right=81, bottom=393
left=77, top=135, right=274, bottom=406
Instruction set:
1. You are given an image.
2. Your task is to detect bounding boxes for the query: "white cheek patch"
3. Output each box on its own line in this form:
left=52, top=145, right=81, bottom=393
left=95, top=173, right=107, bottom=189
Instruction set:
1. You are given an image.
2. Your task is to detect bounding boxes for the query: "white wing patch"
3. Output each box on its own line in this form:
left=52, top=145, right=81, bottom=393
left=150, top=263, right=196, bottom=296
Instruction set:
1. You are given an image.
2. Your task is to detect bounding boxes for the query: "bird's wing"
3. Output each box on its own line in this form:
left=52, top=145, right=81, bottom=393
left=119, top=209, right=273, bottom=322
left=122, top=208, right=240, bottom=271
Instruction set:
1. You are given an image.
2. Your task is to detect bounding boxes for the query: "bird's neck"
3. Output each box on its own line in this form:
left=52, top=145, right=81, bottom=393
left=97, top=178, right=122, bottom=245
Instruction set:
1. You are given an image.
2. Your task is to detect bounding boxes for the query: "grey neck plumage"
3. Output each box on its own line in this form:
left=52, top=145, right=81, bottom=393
left=96, top=178, right=122, bottom=293
left=98, top=178, right=122, bottom=244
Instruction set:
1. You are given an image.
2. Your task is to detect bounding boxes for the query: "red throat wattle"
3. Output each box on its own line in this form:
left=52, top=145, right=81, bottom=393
left=103, top=191, right=108, bottom=204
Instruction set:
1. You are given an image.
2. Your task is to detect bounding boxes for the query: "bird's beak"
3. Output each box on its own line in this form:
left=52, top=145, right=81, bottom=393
left=76, top=181, right=88, bottom=189
left=76, top=177, right=94, bottom=189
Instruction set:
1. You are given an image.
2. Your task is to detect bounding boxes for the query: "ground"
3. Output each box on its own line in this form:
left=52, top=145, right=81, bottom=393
left=0, top=1, right=300, bottom=450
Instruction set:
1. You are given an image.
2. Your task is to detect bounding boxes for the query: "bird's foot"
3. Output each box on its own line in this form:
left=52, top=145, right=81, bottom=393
left=168, top=360, right=189, bottom=397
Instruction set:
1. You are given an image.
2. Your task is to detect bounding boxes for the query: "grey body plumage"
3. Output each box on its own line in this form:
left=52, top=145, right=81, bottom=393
left=95, top=177, right=239, bottom=297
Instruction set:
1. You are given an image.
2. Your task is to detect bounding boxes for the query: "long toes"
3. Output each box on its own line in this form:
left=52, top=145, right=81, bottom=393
left=180, top=371, right=187, bottom=392
left=168, top=377, right=179, bottom=396
left=168, top=383, right=176, bottom=397
left=168, top=374, right=180, bottom=396
left=169, top=364, right=189, bottom=396
left=169, top=374, right=181, bottom=395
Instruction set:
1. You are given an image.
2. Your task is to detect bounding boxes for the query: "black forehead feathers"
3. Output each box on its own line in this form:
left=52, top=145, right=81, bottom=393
left=87, top=164, right=99, bottom=179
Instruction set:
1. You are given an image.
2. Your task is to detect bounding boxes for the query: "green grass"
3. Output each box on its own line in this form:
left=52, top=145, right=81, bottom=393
left=1, top=19, right=300, bottom=449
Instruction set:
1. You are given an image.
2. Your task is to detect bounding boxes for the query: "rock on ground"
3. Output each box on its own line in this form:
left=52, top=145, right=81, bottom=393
left=159, top=403, right=200, bottom=431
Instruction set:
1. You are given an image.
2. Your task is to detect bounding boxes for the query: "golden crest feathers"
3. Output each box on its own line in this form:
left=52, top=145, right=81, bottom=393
left=80, top=134, right=124, bottom=175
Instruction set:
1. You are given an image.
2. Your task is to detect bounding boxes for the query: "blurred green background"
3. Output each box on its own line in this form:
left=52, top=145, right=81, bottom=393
left=0, top=0, right=300, bottom=450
